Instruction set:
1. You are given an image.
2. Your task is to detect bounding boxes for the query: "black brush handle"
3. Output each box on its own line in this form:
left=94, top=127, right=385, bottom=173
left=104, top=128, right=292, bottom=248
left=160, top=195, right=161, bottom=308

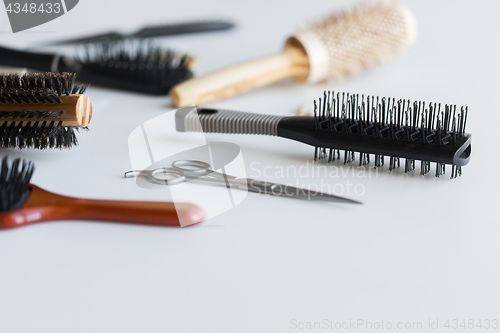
left=0, top=46, right=56, bottom=72
left=42, top=32, right=124, bottom=46
left=40, top=20, right=235, bottom=46
left=134, top=20, right=235, bottom=38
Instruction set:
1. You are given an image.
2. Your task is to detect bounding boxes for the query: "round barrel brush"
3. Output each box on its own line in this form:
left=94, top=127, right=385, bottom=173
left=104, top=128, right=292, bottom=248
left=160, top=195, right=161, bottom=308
left=0, top=72, right=92, bottom=149
left=0, top=40, right=193, bottom=95
left=170, top=1, right=417, bottom=107
left=0, top=157, right=205, bottom=229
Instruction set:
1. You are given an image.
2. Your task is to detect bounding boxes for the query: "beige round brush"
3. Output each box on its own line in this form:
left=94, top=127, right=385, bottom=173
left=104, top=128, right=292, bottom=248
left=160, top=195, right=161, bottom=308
left=170, top=1, right=417, bottom=107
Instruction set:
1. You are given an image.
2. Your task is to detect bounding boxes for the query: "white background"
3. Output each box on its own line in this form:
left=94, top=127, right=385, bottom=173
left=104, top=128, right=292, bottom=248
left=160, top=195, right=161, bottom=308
left=1, top=1, right=499, bottom=332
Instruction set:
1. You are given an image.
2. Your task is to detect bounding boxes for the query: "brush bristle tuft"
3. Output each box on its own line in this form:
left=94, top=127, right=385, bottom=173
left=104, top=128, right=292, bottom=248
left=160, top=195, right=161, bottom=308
left=313, top=91, right=470, bottom=178
left=296, top=1, right=417, bottom=83
left=0, top=157, right=34, bottom=212
left=74, top=40, right=193, bottom=94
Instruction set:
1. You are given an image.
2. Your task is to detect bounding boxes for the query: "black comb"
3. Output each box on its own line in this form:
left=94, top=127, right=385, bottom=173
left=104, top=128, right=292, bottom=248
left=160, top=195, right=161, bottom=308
left=0, top=40, right=193, bottom=95
left=175, top=91, right=472, bottom=179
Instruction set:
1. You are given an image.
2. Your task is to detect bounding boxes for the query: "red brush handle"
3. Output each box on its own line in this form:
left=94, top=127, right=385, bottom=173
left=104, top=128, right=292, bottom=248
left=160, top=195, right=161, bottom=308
left=0, top=185, right=204, bottom=229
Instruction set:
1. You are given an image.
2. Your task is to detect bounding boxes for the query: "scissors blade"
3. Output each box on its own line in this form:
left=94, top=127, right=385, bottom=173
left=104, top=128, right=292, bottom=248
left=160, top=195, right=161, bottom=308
left=247, top=180, right=362, bottom=204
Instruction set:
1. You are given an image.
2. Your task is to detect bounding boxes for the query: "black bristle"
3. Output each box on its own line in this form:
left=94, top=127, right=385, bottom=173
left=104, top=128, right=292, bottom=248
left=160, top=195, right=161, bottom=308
left=304, top=91, right=472, bottom=178
left=0, top=157, right=34, bottom=212
left=0, top=121, right=82, bottom=149
left=0, top=73, right=87, bottom=149
left=74, top=39, right=193, bottom=94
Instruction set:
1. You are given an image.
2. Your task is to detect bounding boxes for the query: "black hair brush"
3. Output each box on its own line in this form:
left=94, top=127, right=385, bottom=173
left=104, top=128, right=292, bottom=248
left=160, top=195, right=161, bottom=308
left=176, top=91, right=471, bottom=178
left=0, top=72, right=92, bottom=149
left=0, top=40, right=193, bottom=95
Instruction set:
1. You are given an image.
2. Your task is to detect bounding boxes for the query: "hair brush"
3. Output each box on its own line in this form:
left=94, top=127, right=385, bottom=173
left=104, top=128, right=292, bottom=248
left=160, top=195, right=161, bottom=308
left=176, top=91, right=471, bottom=178
left=170, top=1, right=417, bottom=107
left=0, top=72, right=92, bottom=149
left=0, top=40, right=193, bottom=95
left=0, top=157, right=205, bottom=229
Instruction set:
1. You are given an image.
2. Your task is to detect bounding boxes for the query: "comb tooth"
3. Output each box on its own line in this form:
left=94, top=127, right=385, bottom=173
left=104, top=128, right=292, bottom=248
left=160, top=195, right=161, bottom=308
left=405, top=107, right=410, bottom=143
left=389, top=106, right=395, bottom=138
left=336, top=92, right=340, bottom=118
left=318, top=97, right=322, bottom=121
left=367, top=95, right=371, bottom=122
left=389, top=157, right=400, bottom=171
left=358, top=106, right=364, bottom=136
left=374, top=105, right=379, bottom=138
left=343, top=150, right=354, bottom=164
left=464, top=106, right=468, bottom=134
left=347, top=98, right=351, bottom=121
left=362, top=99, right=366, bottom=122
left=313, top=100, right=318, bottom=130
left=397, top=100, right=401, bottom=127
left=412, top=101, right=417, bottom=131
left=452, top=104, right=456, bottom=130
left=435, top=163, right=444, bottom=177
left=428, top=103, right=433, bottom=131
left=459, top=106, right=464, bottom=136
left=359, top=152, right=369, bottom=166
left=327, top=91, right=331, bottom=117
left=332, top=98, right=337, bottom=125
left=322, top=91, right=327, bottom=118
left=355, top=94, right=359, bottom=118
left=330, top=91, right=334, bottom=113
left=346, top=92, right=350, bottom=115
left=421, top=108, right=427, bottom=144
left=452, top=113, right=457, bottom=143
left=437, top=114, right=442, bottom=146
left=328, top=101, right=333, bottom=131
left=437, top=103, right=441, bottom=129
left=420, top=161, right=429, bottom=175
left=380, top=97, right=389, bottom=127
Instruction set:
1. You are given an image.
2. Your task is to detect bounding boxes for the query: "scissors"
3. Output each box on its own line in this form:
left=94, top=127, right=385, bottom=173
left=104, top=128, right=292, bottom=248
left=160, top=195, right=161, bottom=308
left=124, top=160, right=361, bottom=204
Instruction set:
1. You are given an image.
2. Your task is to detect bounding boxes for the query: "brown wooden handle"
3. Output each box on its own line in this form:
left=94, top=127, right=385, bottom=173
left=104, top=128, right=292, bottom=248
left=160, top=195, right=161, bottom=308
left=170, top=41, right=309, bottom=107
left=0, top=94, right=92, bottom=126
left=0, top=185, right=204, bottom=229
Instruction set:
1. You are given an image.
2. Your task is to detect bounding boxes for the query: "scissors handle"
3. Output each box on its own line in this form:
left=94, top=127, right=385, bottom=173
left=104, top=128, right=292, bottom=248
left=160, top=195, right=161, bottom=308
left=124, top=168, right=187, bottom=185
left=172, top=160, right=212, bottom=176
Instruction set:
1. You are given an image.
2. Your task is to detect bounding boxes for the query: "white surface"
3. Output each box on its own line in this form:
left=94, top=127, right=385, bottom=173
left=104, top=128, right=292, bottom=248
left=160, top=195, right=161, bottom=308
left=1, top=1, right=499, bottom=332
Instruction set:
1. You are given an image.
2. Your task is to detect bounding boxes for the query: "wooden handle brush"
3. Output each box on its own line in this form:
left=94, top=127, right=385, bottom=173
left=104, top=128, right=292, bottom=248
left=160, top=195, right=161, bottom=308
left=170, top=1, right=417, bottom=107
left=0, top=93, right=92, bottom=127
left=0, top=158, right=205, bottom=229
left=0, top=72, right=92, bottom=149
